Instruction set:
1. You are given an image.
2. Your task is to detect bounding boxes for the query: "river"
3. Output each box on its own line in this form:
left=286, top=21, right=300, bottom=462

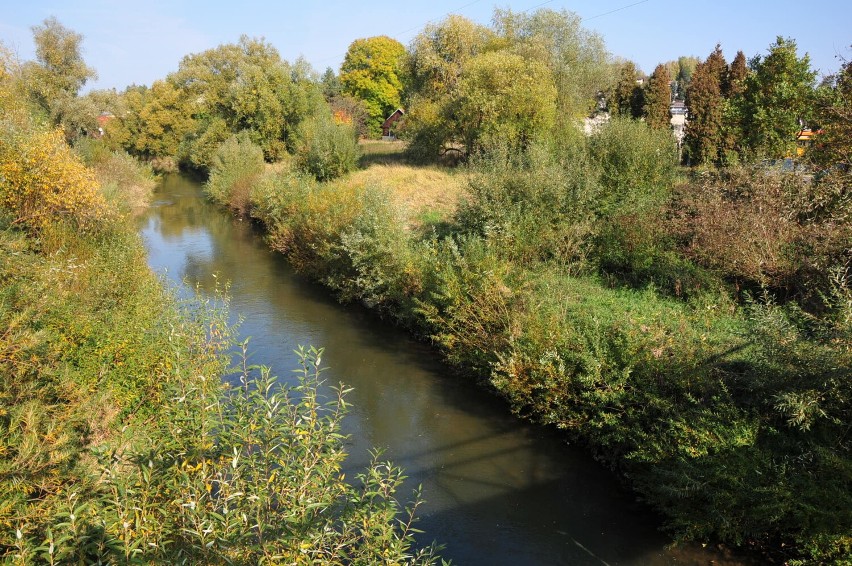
left=139, top=173, right=749, bottom=565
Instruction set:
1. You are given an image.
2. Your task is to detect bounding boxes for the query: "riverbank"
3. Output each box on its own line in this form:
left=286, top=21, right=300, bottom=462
left=0, top=100, right=443, bottom=561
left=205, top=132, right=851, bottom=563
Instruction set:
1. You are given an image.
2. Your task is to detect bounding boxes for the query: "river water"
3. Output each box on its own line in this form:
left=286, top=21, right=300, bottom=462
left=139, top=174, right=748, bottom=565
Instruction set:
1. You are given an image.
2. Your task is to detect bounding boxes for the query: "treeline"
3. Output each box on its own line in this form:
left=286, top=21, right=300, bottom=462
left=0, top=30, right=443, bottom=564
left=67, top=10, right=837, bottom=175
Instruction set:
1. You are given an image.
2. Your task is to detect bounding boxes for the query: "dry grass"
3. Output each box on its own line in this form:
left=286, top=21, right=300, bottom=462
left=358, top=139, right=407, bottom=167
left=329, top=163, right=468, bottom=228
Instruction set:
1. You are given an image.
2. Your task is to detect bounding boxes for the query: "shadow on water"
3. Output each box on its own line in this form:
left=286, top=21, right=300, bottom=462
left=139, top=174, right=755, bottom=566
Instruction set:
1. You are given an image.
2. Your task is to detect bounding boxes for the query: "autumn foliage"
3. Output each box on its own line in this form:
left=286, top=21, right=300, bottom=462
left=0, top=125, right=108, bottom=231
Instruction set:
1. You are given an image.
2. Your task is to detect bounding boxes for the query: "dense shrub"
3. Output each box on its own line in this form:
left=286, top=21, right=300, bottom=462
left=456, top=140, right=597, bottom=268
left=205, top=132, right=265, bottom=214
left=416, top=236, right=523, bottom=375
left=295, top=113, right=359, bottom=181
left=254, top=169, right=422, bottom=318
left=587, top=117, right=679, bottom=217
left=0, top=124, right=109, bottom=231
left=76, top=347, right=442, bottom=564
left=74, top=137, right=158, bottom=212
left=673, top=165, right=851, bottom=306
left=591, top=206, right=723, bottom=298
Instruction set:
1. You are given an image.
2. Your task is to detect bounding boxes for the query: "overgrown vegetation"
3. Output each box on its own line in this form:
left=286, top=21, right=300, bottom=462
left=6, top=7, right=850, bottom=563
left=1, top=42, right=443, bottom=564
left=207, top=105, right=850, bottom=561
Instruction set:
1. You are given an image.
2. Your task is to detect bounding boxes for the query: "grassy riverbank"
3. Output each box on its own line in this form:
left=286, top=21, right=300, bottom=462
left=207, top=130, right=851, bottom=563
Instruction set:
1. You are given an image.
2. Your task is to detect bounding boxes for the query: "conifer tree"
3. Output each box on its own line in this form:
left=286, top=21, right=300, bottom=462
left=724, top=50, right=748, bottom=97
left=720, top=51, right=749, bottom=162
left=644, top=64, right=672, bottom=129
left=684, top=45, right=726, bottom=164
left=611, top=60, right=644, bottom=118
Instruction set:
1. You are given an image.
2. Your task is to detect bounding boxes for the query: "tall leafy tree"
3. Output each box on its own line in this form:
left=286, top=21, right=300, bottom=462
left=738, top=37, right=817, bottom=158
left=684, top=45, right=726, bottom=164
left=24, top=17, right=96, bottom=106
left=492, top=8, right=614, bottom=120
left=22, top=18, right=97, bottom=141
left=644, top=64, right=672, bottom=129
left=454, top=50, right=557, bottom=153
left=407, top=15, right=492, bottom=100
left=405, top=8, right=613, bottom=160
left=340, top=36, right=407, bottom=137
left=132, top=80, right=196, bottom=159
left=403, top=15, right=493, bottom=159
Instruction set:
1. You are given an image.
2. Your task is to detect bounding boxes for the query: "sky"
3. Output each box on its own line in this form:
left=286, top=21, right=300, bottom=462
left=1, top=0, right=850, bottom=92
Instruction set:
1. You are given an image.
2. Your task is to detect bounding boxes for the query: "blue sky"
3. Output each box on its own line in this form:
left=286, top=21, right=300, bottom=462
left=1, top=0, right=849, bottom=91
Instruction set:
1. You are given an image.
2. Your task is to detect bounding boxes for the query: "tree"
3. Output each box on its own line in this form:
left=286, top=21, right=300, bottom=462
left=720, top=51, right=749, bottom=162
left=295, top=112, right=359, bottom=181
left=684, top=45, right=726, bottom=164
left=321, top=67, right=341, bottom=99
left=168, top=36, right=324, bottom=163
left=644, top=64, right=672, bottom=129
left=404, top=8, right=614, bottom=160
left=21, top=18, right=97, bottom=142
left=810, top=54, right=852, bottom=169
left=340, top=36, right=407, bottom=137
left=611, top=61, right=644, bottom=118
left=491, top=8, right=614, bottom=120
left=453, top=50, right=557, bottom=153
left=403, top=15, right=496, bottom=159
left=724, top=50, right=748, bottom=97
left=132, top=80, right=196, bottom=159
left=738, top=37, right=817, bottom=158
left=24, top=17, right=96, bottom=109
left=407, top=15, right=493, bottom=101
left=663, top=56, right=700, bottom=100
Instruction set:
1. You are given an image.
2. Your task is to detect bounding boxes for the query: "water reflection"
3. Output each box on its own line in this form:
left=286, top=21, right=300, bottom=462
left=139, top=174, right=751, bottom=566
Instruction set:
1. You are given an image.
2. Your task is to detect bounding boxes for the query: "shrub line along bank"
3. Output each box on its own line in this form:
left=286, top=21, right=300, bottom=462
left=204, top=125, right=851, bottom=564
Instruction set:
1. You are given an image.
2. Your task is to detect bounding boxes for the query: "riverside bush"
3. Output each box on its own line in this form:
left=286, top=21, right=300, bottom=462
left=205, top=132, right=265, bottom=214
left=295, top=113, right=359, bottom=181
left=587, top=117, right=679, bottom=218
left=74, top=137, right=158, bottom=212
left=80, top=346, right=443, bottom=564
left=673, top=165, right=851, bottom=307
left=456, top=140, right=597, bottom=268
left=0, top=124, right=109, bottom=232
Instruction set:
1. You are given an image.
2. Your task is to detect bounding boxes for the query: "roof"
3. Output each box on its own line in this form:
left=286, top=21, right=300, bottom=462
left=381, top=108, right=404, bottom=128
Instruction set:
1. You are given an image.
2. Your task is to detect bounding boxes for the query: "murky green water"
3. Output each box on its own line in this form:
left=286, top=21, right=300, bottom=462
left=139, top=174, right=750, bottom=565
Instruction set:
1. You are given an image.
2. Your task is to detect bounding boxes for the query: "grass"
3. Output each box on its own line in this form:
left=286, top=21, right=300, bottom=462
left=358, top=139, right=408, bottom=168
left=328, top=163, right=468, bottom=231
